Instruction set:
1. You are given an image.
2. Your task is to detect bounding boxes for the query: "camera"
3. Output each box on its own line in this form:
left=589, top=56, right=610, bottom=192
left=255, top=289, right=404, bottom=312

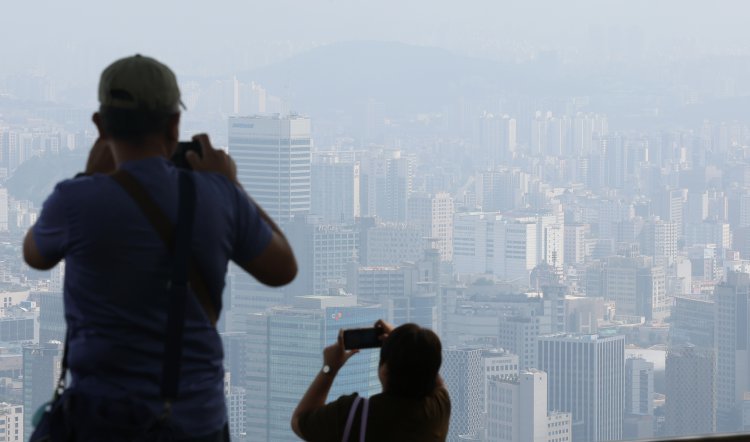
left=171, top=141, right=202, bottom=170
left=343, top=327, right=384, bottom=350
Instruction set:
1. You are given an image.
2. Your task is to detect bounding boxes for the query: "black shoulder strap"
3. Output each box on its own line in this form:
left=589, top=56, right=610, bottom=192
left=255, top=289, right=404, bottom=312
left=110, top=169, right=219, bottom=326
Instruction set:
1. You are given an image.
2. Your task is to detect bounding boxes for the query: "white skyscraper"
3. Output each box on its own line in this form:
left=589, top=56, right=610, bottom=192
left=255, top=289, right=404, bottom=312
left=487, top=370, right=572, bottom=442
left=0, top=402, right=23, bottom=442
left=228, top=115, right=311, bottom=222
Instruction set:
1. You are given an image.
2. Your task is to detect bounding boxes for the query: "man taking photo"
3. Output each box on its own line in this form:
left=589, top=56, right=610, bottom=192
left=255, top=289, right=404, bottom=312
left=23, top=54, right=296, bottom=441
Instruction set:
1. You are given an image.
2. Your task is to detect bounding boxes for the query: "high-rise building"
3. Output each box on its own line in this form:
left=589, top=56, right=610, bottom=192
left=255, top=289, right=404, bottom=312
left=538, top=333, right=625, bottom=442
left=640, top=218, right=677, bottom=267
left=487, top=370, right=572, bottom=442
left=715, top=271, right=750, bottom=431
left=407, top=192, right=455, bottom=262
left=311, top=152, right=359, bottom=224
left=670, top=296, right=714, bottom=348
left=285, top=216, right=357, bottom=296
left=498, top=316, right=542, bottom=371
left=358, top=221, right=423, bottom=267
left=228, top=115, right=311, bottom=223
left=22, top=342, right=61, bottom=438
left=0, top=402, right=23, bottom=442
left=624, top=357, right=654, bottom=440
left=359, top=149, right=413, bottom=222
left=442, top=347, right=484, bottom=441
left=38, top=292, right=65, bottom=344
left=224, top=372, right=246, bottom=440
left=665, top=346, right=716, bottom=436
left=564, top=223, right=587, bottom=266
left=246, top=296, right=384, bottom=441
left=431, top=192, right=455, bottom=262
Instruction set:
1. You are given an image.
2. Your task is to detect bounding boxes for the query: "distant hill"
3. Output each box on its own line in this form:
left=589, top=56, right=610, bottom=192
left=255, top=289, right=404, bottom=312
left=6, top=153, right=85, bottom=206
left=237, top=41, right=529, bottom=115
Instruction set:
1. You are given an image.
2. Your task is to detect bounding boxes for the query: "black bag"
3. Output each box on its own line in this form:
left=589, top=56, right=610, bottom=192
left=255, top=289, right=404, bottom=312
left=30, top=169, right=222, bottom=441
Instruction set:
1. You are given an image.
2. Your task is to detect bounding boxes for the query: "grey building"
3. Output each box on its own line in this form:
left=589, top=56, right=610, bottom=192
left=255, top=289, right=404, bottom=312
left=665, top=346, right=716, bottom=437
left=538, top=333, right=625, bottom=442
left=441, top=347, right=484, bottom=441
left=715, top=271, right=750, bottom=431
left=22, top=342, right=61, bottom=438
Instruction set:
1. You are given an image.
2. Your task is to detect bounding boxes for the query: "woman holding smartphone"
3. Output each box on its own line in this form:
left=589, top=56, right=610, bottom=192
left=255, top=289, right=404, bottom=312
left=290, top=320, right=450, bottom=441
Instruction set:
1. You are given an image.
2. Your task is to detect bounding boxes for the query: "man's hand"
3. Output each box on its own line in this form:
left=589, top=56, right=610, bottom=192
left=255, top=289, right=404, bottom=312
left=85, top=138, right=115, bottom=175
left=323, top=330, right=359, bottom=373
left=186, top=134, right=237, bottom=183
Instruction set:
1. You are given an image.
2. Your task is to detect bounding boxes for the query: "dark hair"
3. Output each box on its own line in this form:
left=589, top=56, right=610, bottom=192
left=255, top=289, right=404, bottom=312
left=379, top=323, right=442, bottom=398
left=98, top=105, right=176, bottom=144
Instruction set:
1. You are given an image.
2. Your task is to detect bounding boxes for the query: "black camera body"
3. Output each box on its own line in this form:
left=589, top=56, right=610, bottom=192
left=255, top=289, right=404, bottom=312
left=343, top=327, right=384, bottom=350
left=171, top=141, right=202, bottom=170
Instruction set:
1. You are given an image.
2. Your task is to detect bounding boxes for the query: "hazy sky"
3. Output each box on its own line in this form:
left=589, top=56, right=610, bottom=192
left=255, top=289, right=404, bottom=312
left=2, top=0, right=749, bottom=99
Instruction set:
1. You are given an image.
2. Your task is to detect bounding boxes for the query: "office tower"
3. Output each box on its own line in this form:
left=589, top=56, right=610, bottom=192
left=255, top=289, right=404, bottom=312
left=640, top=218, right=678, bottom=267
left=407, top=191, right=455, bottom=262
left=224, top=372, right=246, bottom=440
left=228, top=115, right=311, bottom=223
left=442, top=348, right=484, bottom=441
left=284, top=216, right=357, bottom=296
left=670, top=296, right=714, bottom=348
left=487, top=370, right=572, bottom=442
left=685, top=220, right=732, bottom=251
left=477, top=168, right=528, bottom=212
left=311, top=152, right=359, bottom=224
left=635, top=264, right=668, bottom=321
left=432, top=192, right=455, bottom=262
left=245, top=314, right=269, bottom=441
left=564, top=223, right=587, bottom=265
left=530, top=111, right=551, bottom=155
left=715, top=271, right=750, bottom=431
left=538, top=333, right=625, bottom=442
left=359, top=149, right=413, bottom=222
left=572, top=113, right=608, bottom=157
left=665, top=346, right=716, bottom=436
left=0, top=402, right=23, bottom=442
left=22, top=342, right=61, bottom=438
left=605, top=256, right=667, bottom=320
left=246, top=296, right=384, bottom=441
left=358, top=221, right=422, bottom=267
left=478, top=113, right=517, bottom=164
left=453, top=212, right=547, bottom=282
left=38, top=292, right=65, bottom=344
left=601, top=135, right=627, bottom=189
left=655, top=188, right=687, bottom=237
left=498, top=316, right=541, bottom=371
left=623, top=357, right=654, bottom=440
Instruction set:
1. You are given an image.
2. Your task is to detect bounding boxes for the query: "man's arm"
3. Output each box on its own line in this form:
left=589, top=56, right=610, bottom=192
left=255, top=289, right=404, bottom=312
left=238, top=196, right=297, bottom=287
left=23, top=230, right=59, bottom=271
left=187, top=134, right=297, bottom=287
left=291, top=330, right=358, bottom=438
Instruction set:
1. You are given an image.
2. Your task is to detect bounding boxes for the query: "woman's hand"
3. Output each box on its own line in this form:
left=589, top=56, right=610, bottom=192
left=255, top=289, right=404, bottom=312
left=322, top=329, right=359, bottom=373
left=374, top=319, right=395, bottom=342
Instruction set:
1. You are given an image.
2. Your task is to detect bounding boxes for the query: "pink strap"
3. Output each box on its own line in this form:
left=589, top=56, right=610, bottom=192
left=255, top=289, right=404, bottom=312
left=342, top=396, right=363, bottom=442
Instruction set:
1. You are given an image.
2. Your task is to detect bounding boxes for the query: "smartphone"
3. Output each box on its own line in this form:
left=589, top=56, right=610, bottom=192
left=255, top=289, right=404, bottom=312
left=171, top=141, right=202, bottom=170
left=343, top=327, right=384, bottom=350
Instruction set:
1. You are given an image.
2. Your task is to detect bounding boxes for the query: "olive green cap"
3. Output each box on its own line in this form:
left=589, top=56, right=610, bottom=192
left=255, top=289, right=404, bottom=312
left=98, top=54, right=184, bottom=112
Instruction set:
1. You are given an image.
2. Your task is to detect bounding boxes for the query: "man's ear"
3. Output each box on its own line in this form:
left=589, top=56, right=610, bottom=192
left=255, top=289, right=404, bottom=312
left=92, top=112, right=109, bottom=139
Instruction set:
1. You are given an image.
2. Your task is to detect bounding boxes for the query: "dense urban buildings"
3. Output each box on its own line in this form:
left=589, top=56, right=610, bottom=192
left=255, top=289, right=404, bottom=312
left=4, top=5, right=750, bottom=440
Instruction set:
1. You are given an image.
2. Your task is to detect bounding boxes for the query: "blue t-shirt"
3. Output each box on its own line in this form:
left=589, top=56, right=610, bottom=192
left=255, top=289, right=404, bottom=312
left=32, top=157, right=272, bottom=437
